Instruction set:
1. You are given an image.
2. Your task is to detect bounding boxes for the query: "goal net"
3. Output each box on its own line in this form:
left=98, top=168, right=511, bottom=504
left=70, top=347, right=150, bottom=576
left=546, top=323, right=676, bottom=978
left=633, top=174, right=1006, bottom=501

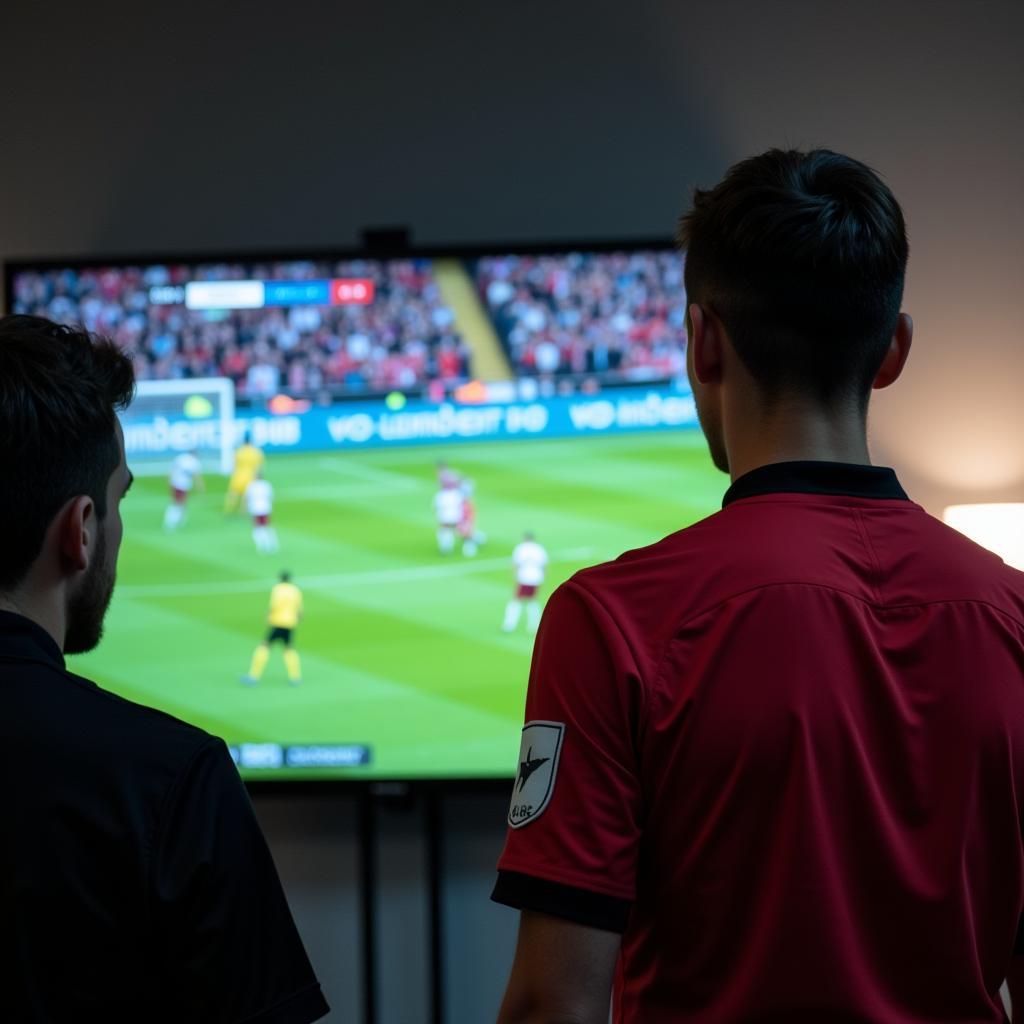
left=119, top=377, right=236, bottom=476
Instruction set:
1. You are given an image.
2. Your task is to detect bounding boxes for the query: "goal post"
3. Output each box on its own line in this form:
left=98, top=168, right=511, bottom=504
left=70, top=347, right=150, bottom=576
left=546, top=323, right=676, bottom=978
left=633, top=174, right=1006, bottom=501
left=119, top=377, right=236, bottom=476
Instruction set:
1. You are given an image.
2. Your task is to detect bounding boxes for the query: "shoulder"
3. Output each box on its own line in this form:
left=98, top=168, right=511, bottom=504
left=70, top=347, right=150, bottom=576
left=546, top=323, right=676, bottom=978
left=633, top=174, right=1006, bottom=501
left=566, top=511, right=732, bottom=666
left=573, top=508, right=726, bottom=593
left=905, top=511, right=1024, bottom=623
left=62, top=666, right=214, bottom=765
left=17, top=664, right=221, bottom=817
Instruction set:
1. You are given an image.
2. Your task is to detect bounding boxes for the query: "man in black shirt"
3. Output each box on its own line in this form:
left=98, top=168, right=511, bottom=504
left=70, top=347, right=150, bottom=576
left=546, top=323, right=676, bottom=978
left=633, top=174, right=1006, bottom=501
left=0, top=315, right=329, bottom=1023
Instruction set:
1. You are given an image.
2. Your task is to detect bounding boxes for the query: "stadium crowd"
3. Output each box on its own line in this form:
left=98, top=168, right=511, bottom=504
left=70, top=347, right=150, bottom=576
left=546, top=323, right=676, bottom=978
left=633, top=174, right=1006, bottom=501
left=476, top=251, right=688, bottom=382
left=12, top=259, right=472, bottom=400
left=12, top=250, right=688, bottom=399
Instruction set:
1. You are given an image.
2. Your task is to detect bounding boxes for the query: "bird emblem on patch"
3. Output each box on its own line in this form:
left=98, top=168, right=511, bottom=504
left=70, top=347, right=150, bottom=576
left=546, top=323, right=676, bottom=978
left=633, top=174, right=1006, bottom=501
left=508, top=721, right=564, bottom=828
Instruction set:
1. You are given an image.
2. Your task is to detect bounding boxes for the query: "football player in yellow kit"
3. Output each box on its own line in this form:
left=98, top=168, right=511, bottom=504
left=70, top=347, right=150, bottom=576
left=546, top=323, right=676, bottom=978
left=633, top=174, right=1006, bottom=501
left=223, top=432, right=265, bottom=514
left=241, top=571, right=303, bottom=685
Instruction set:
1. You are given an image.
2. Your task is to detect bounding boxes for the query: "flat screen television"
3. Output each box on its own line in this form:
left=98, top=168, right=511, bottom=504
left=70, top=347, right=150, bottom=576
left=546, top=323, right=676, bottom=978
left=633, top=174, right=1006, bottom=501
left=5, top=241, right=722, bottom=782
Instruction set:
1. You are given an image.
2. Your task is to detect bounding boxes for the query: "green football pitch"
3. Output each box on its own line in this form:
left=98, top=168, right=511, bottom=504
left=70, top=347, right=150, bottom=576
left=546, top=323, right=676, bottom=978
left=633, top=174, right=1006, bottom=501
left=68, top=429, right=724, bottom=781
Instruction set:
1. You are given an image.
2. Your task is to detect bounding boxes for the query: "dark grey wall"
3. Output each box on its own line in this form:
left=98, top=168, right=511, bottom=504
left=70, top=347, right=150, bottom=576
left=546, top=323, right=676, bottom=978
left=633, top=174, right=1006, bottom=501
left=4, top=1, right=1022, bottom=1019
left=0, top=1, right=726, bottom=256
left=5, top=0, right=1022, bottom=516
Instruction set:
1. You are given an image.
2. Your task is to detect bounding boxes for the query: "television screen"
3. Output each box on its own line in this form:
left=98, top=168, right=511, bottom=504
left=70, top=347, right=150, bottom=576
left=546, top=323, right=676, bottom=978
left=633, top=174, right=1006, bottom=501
left=7, top=244, right=722, bottom=781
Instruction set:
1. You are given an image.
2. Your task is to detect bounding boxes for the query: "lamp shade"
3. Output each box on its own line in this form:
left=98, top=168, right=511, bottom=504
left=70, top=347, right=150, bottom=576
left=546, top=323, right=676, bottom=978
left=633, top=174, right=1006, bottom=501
left=942, top=503, right=1024, bottom=570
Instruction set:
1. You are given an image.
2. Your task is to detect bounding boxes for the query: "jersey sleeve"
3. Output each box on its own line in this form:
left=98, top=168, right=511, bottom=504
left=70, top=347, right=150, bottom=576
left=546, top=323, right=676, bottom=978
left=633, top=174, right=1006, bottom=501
left=492, top=578, right=646, bottom=933
left=151, top=738, right=329, bottom=1024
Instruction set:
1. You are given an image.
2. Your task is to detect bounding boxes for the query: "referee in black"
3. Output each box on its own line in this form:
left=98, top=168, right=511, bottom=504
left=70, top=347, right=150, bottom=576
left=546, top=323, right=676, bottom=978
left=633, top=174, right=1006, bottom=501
left=0, top=315, right=329, bottom=1023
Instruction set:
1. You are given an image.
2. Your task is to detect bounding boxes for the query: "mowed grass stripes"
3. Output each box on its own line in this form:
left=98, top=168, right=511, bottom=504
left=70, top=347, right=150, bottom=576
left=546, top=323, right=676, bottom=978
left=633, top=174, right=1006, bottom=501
left=68, top=431, right=723, bottom=780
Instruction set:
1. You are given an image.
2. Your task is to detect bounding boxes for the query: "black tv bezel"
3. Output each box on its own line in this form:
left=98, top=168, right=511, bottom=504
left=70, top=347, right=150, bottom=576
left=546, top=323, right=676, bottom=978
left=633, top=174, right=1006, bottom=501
left=3, top=234, right=677, bottom=295
left=3, top=234, right=682, bottom=795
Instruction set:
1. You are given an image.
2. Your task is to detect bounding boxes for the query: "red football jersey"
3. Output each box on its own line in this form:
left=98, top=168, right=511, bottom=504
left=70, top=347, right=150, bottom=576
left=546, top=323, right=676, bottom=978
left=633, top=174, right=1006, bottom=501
left=494, top=462, right=1024, bottom=1023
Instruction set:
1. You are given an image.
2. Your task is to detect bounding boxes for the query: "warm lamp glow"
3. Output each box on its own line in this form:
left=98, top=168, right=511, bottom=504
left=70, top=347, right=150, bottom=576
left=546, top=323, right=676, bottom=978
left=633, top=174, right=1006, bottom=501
left=942, top=504, right=1024, bottom=570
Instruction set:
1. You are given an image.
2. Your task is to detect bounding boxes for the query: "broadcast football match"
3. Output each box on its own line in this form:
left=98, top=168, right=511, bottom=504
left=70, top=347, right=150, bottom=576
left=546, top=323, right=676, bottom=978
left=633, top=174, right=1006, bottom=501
left=11, top=249, right=722, bottom=780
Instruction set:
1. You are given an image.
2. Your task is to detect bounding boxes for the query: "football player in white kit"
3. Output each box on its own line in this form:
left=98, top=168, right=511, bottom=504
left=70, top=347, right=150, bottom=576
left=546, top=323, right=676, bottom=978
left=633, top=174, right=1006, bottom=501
left=245, top=471, right=279, bottom=553
left=163, top=450, right=204, bottom=530
left=502, top=531, right=549, bottom=633
left=433, top=478, right=465, bottom=555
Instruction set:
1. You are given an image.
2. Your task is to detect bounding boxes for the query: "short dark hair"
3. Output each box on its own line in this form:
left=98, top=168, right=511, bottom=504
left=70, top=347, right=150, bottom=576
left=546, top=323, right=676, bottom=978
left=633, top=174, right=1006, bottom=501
left=280, top=571, right=292, bottom=583
left=678, top=148, right=909, bottom=407
left=0, top=315, right=135, bottom=588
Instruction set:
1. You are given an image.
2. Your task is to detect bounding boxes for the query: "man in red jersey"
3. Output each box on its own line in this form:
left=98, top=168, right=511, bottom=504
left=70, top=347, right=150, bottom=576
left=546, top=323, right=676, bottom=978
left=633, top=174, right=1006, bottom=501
left=492, top=149, right=1024, bottom=1023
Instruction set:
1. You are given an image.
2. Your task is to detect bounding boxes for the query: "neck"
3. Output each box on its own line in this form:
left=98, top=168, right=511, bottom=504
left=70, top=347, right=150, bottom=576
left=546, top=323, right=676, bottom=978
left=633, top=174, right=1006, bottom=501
left=724, top=397, right=871, bottom=482
left=0, top=587, right=66, bottom=651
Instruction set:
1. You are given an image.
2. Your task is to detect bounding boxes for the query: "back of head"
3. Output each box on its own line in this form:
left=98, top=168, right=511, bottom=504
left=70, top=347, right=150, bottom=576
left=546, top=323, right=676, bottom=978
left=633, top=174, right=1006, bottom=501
left=678, top=148, right=908, bottom=409
left=0, top=315, right=135, bottom=589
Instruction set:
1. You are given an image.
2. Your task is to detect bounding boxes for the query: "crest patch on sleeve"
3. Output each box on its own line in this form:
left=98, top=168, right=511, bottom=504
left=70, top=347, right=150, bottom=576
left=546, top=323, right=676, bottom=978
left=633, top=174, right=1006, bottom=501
left=508, top=720, right=565, bottom=829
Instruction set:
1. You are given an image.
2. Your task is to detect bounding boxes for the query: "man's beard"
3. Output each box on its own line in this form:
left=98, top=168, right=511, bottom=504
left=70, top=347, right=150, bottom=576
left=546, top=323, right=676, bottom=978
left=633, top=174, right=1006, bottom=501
left=64, top=529, right=116, bottom=656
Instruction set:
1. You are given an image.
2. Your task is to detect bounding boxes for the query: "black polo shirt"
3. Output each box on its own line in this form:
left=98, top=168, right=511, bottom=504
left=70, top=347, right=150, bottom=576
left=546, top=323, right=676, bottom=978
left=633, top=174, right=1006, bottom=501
left=0, top=611, right=329, bottom=1023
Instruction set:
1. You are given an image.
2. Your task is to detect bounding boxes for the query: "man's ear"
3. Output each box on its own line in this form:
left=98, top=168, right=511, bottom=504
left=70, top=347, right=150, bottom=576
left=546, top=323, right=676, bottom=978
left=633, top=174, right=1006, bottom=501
left=688, top=303, right=723, bottom=385
left=57, top=495, right=96, bottom=573
left=873, top=312, right=913, bottom=390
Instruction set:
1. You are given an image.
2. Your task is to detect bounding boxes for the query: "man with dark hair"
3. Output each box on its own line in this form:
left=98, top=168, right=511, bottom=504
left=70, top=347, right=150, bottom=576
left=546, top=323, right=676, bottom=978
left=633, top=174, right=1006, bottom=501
left=0, top=315, right=329, bottom=1023
left=493, top=150, right=1024, bottom=1022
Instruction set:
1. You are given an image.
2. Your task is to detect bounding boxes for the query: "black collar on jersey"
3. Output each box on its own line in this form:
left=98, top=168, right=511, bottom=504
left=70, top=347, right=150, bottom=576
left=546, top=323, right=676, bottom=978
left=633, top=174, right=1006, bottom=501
left=0, top=610, right=66, bottom=669
left=723, top=461, right=909, bottom=508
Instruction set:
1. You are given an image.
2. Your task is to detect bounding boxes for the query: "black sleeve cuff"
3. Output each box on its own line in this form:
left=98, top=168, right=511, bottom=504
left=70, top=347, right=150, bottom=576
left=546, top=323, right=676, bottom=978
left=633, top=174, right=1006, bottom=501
left=241, top=982, right=330, bottom=1024
left=491, top=869, right=631, bottom=934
